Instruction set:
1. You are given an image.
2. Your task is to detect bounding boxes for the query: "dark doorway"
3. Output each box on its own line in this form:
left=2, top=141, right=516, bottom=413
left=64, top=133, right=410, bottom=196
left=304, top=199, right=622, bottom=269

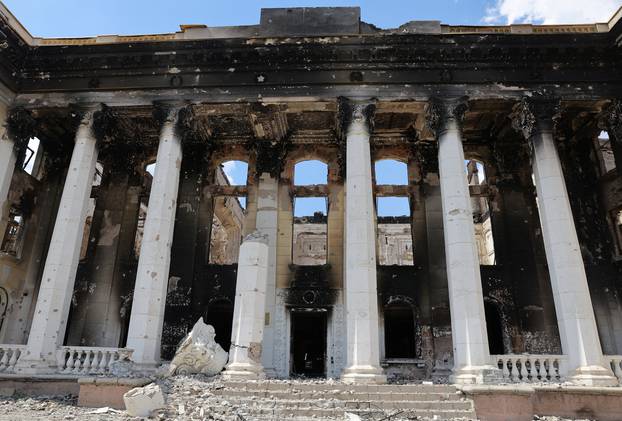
left=204, top=299, right=234, bottom=351
left=384, top=304, right=416, bottom=358
left=291, top=310, right=327, bottom=377
left=485, top=301, right=505, bottom=355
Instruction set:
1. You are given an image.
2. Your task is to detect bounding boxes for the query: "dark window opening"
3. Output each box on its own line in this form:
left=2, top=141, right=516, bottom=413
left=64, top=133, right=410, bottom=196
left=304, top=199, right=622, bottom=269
left=485, top=301, right=505, bottom=355
left=376, top=197, right=414, bottom=266
left=203, top=299, right=234, bottom=351
left=291, top=310, right=327, bottom=377
left=293, top=197, right=327, bottom=266
left=384, top=303, right=416, bottom=359
left=1, top=207, right=24, bottom=256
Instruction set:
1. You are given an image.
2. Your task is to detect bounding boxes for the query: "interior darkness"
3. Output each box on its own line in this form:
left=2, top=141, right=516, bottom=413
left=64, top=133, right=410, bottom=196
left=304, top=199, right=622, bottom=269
left=485, top=301, right=505, bottom=355
left=384, top=304, right=416, bottom=358
left=204, top=300, right=234, bottom=351
left=291, top=310, right=327, bottom=377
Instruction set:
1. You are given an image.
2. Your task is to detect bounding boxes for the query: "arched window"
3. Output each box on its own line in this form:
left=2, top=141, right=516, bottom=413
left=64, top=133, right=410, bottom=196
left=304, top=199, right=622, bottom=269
left=466, top=159, right=496, bottom=265
left=375, top=159, right=408, bottom=185
left=292, top=160, right=329, bottom=266
left=374, top=159, right=414, bottom=266
left=294, top=160, right=328, bottom=185
left=209, top=160, right=248, bottom=264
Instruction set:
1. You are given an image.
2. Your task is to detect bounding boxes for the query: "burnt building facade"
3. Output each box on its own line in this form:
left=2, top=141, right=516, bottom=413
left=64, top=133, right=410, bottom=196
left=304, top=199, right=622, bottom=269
left=1, top=4, right=622, bottom=385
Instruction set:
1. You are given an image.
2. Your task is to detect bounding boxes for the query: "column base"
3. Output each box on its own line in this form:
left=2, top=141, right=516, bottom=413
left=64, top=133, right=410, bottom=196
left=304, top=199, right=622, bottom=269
left=222, top=362, right=266, bottom=381
left=566, top=365, right=619, bottom=387
left=341, top=365, right=387, bottom=384
left=450, top=365, right=503, bottom=385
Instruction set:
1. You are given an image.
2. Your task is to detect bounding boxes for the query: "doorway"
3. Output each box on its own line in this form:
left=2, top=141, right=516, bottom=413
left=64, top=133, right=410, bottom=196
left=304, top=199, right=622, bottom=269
left=290, top=309, right=327, bottom=378
left=204, top=299, right=234, bottom=351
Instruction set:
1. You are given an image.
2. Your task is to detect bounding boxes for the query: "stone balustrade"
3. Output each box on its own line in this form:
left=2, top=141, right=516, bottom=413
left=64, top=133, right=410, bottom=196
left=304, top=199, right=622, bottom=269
left=492, top=354, right=567, bottom=383
left=56, top=346, right=133, bottom=375
left=606, top=355, right=622, bottom=384
left=0, top=345, right=25, bottom=373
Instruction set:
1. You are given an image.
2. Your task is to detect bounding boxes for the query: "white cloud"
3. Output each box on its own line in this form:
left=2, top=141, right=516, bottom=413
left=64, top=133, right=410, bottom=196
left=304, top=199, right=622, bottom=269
left=484, top=0, right=620, bottom=24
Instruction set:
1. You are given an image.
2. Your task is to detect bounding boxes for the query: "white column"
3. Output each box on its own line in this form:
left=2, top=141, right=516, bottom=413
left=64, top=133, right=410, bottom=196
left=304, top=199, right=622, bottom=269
left=16, top=111, right=99, bottom=374
left=255, top=174, right=278, bottom=377
left=223, top=231, right=269, bottom=379
left=515, top=98, right=618, bottom=386
left=126, top=107, right=183, bottom=368
left=432, top=98, right=500, bottom=384
left=341, top=101, right=386, bottom=384
left=0, top=104, right=18, bottom=236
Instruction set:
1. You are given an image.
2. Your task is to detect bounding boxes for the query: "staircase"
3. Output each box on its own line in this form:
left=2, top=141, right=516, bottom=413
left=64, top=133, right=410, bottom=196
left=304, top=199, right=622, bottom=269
left=208, top=381, right=477, bottom=420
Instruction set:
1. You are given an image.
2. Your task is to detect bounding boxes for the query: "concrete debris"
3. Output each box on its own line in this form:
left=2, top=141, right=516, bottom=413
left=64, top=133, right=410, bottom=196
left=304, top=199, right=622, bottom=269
left=123, top=382, right=166, bottom=417
left=169, top=318, right=229, bottom=376
left=345, top=413, right=361, bottom=420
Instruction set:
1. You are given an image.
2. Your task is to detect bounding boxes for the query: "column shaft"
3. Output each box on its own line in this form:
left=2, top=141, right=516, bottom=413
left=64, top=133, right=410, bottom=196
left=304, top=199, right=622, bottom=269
left=341, top=104, right=385, bottom=384
left=16, top=113, right=98, bottom=374
left=531, top=127, right=617, bottom=386
left=223, top=232, right=269, bottom=379
left=126, top=111, right=182, bottom=367
left=437, top=116, right=499, bottom=384
left=255, top=174, right=279, bottom=376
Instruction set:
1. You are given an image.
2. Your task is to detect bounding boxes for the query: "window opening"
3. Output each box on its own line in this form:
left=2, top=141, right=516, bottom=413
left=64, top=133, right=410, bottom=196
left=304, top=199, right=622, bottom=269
left=466, top=160, right=496, bottom=265
left=22, top=137, right=41, bottom=176
left=293, top=197, right=328, bottom=266
left=220, top=160, right=248, bottom=186
left=384, top=303, right=416, bottom=359
left=485, top=301, right=505, bottom=355
left=376, top=197, right=413, bottom=266
left=1, top=207, right=24, bottom=256
left=375, top=159, right=408, bottom=185
left=209, top=196, right=245, bottom=265
left=294, top=160, right=328, bottom=186
left=597, top=131, right=616, bottom=174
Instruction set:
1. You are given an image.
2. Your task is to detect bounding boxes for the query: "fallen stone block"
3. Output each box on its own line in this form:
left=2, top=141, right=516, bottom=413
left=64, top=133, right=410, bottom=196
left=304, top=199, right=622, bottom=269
left=169, top=318, right=228, bottom=376
left=123, top=383, right=165, bottom=417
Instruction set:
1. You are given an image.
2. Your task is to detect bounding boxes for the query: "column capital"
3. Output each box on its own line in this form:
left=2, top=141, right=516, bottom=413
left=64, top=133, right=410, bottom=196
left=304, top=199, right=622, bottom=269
left=176, top=103, right=213, bottom=145
left=510, top=96, right=561, bottom=139
left=424, top=96, right=468, bottom=137
left=337, top=97, right=377, bottom=135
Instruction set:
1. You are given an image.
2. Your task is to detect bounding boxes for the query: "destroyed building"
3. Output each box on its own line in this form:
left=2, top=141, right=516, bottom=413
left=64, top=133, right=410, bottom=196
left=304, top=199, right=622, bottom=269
left=1, top=3, right=622, bottom=388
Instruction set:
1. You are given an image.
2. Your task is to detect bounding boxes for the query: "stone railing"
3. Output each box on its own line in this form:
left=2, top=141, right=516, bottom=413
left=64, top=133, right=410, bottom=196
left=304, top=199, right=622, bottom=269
left=56, top=346, right=133, bottom=375
left=606, top=355, right=622, bottom=384
left=492, top=354, right=567, bottom=383
left=0, top=344, right=25, bottom=373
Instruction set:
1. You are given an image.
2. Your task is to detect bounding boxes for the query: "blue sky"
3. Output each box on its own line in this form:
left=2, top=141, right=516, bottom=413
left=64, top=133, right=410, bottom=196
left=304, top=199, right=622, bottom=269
left=4, top=1, right=620, bottom=38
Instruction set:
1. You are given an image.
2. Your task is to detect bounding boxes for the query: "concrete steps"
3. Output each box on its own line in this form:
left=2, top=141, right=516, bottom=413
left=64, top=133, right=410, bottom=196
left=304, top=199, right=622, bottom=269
left=206, top=381, right=477, bottom=420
